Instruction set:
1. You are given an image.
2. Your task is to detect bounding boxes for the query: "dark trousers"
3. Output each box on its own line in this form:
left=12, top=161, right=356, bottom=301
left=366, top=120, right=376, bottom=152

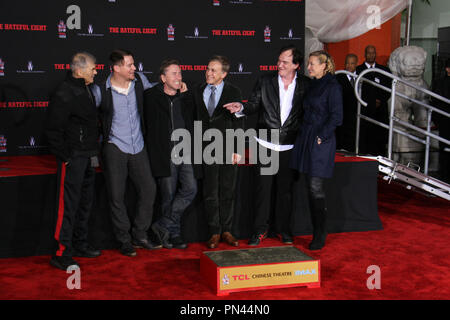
left=253, top=148, right=296, bottom=235
left=102, top=143, right=157, bottom=245
left=203, top=163, right=239, bottom=236
left=54, top=157, right=95, bottom=257
left=359, top=103, right=387, bottom=156
left=157, top=163, right=197, bottom=238
left=438, top=150, right=450, bottom=183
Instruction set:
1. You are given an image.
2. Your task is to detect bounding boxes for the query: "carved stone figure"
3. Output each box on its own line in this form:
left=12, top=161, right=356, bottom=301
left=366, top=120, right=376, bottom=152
left=388, top=46, right=430, bottom=155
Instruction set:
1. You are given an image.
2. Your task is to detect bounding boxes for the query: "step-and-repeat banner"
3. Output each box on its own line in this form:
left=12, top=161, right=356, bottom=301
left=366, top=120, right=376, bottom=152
left=0, top=0, right=305, bottom=156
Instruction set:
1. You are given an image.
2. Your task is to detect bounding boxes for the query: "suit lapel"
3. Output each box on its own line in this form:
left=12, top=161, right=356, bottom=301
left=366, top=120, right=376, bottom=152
left=271, top=75, right=281, bottom=117
left=196, top=83, right=210, bottom=119
left=291, top=76, right=301, bottom=110
left=212, top=82, right=228, bottom=118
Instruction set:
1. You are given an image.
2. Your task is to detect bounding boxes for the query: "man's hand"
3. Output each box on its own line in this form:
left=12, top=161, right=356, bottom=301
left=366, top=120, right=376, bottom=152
left=223, top=102, right=242, bottom=114
left=231, top=153, right=242, bottom=165
left=376, top=99, right=381, bottom=108
left=180, top=82, right=188, bottom=93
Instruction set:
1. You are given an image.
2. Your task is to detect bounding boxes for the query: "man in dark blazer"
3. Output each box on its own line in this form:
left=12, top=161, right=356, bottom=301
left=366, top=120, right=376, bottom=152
left=336, top=53, right=358, bottom=152
left=192, top=55, right=243, bottom=249
left=98, top=49, right=160, bottom=257
left=144, top=59, right=198, bottom=249
left=356, top=45, right=391, bottom=156
left=224, top=45, right=310, bottom=246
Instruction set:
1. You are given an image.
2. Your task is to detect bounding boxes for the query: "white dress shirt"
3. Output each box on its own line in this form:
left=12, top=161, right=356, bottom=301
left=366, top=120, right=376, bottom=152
left=255, top=74, right=297, bottom=152
left=278, top=73, right=297, bottom=126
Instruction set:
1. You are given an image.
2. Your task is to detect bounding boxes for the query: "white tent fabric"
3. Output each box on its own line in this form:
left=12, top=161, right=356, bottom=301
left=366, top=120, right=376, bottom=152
left=306, top=0, right=409, bottom=43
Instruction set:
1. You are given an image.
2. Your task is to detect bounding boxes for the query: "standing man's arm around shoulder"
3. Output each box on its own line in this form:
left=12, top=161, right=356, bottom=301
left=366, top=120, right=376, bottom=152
left=137, top=71, right=157, bottom=91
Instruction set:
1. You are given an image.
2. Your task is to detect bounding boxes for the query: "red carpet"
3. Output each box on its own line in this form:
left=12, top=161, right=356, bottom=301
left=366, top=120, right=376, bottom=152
left=0, top=153, right=372, bottom=177
left=0, top=178, right=448, bottom=300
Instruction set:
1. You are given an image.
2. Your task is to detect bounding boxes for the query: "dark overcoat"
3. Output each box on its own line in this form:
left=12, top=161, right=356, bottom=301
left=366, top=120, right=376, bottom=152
left=290, top=73, right=343, bottom=178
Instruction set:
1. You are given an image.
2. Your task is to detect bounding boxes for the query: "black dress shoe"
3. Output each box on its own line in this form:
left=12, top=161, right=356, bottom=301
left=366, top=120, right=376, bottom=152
left=132, top=238, right=162, bottom=250
left=73, top=245, right=101, bottom=258
left=309, top=233, right=327, bottom=250
left=279, top=233, right=294, bottom=244
left=151, top=222, right=173, bottom=249
left=50, top=256, right=79, bottom=271
left=120, top=242, right=137, bottom=257
left=170, top=236, right=187, bottom=249
left=248, top=232, right=267, bottom=246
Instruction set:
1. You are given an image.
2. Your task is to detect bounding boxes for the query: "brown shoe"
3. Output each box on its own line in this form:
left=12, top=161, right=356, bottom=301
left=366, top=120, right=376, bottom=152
left=207, top=234, right=220, bottom=249
left=222, top=232, right=239, bottom=247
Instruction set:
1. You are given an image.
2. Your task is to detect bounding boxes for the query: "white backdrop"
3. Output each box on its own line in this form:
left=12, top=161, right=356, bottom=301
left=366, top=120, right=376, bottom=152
left=305, top=0, right=409, bottom=53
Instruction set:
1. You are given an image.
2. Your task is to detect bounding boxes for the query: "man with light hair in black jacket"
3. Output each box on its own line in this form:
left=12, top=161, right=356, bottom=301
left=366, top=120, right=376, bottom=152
left=46, top=51, right=102, bottom=271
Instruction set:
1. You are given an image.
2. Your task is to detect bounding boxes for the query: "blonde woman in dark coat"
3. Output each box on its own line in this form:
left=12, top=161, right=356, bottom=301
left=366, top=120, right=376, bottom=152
left=290, top=51, right=343, bottom=250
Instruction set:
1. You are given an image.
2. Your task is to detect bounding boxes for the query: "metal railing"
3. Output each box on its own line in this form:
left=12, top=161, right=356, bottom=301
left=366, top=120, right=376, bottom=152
left=336, top=68, right=450, bottom=175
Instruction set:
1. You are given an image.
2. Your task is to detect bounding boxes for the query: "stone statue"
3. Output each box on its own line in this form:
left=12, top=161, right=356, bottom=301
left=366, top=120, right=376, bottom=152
left=388, top=46, right=431, bottom=162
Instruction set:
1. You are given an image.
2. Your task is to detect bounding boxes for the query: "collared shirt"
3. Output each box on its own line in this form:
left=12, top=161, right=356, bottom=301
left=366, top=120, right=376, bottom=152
left=347, top=72, right=357, bottom=85
left=278, top=73, right=297, bottom=126
left=203, top=81, right=225, bottom=113
left=255, top=74, right=297, bottom=152
left=364, top=62, right=381, bottom=83
left=107, top=72, right=154, bottom=155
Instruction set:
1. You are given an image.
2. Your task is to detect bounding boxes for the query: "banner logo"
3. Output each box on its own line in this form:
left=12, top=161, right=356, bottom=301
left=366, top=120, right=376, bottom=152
left=185, top=27, right=208, bottom=40
left=17, top=61, right=45, bottom=74
left=18, top=136, right=47, bottom=151
left=229, top=0, right=253, bottom=4
left=222, top=274, right=230, bottom=285
left=230, top=63, right=252, bottom=75
left=58, top=20, right=67, bottom=38
left=280, top=28, right=302, bottom=40
left=167, top=24, right=175, bottom=41
left=264, top=26, right=271, bottom=42
left=137, top=62, right=152, bottom=75
left=0, top=58, right=4, bottom=76
left=0, top=135, right=7, bottom=153
left=78, top=24, right=104, bottom=37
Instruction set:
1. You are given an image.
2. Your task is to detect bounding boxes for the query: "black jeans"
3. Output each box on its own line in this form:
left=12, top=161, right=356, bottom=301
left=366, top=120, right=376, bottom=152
left=253, top=148, right=296, bottom=235
left=54, top=157, right=95, bottom=257
left=203, top=163, right=239, bottom=236
left=102, top=143, right=157, bottom=245
left=156, top=163, right=197, bottom=238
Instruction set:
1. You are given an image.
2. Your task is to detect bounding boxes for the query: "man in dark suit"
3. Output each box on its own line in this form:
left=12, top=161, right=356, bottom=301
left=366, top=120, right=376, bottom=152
left=192, top=55, right=243, bottom=249
left=356, top=45, right=391, bottom=156
left=144, top=59, right=198, bottom=249
left=336, top=53, right=358, bottom=152
left=224, top=45, right=310, bottom=246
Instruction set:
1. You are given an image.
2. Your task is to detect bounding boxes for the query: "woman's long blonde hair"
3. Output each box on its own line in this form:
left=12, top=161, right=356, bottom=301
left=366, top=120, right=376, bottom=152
left=309, top=50, right=335, bottom=75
